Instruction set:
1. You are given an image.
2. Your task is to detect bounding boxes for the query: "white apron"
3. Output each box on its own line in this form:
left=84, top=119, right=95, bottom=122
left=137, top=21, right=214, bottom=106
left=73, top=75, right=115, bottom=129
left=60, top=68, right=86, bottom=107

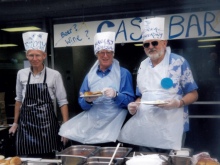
left=59, top=59, right=127, bottom=144
left=118, top=47, right=183, bottom=150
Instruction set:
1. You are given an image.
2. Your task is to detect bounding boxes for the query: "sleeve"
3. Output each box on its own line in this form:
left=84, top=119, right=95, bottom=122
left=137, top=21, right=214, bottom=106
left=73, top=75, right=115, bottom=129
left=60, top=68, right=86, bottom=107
left=180, top=59, right=198, bottom=94
left=78, top=74, right=93, bottom=110
left=15, top=71, right=23, bottom=102
left=54, top=72, right=68, bottom=107
left=113, top=67, right=136, bottom=108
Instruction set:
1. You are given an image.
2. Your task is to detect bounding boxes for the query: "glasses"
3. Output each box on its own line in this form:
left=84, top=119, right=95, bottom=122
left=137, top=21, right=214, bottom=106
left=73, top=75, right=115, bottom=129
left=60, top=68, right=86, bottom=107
left=97, top=51, right=113, bottom=56
left=143, top=41, right=159, bottom=48
left=27, top=54, right=43, bottom=59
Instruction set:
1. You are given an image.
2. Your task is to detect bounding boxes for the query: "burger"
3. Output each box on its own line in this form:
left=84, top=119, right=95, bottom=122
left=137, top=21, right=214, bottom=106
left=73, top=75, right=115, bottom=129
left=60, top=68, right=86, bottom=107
left=84, top=91, right=102, bottom=96
left=196, top=158, right=220, bottom=165
left=9, top=156, right=22, bottom=165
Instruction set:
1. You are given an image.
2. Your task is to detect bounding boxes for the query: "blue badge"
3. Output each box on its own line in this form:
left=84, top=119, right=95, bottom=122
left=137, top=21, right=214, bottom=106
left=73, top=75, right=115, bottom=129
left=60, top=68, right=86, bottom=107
left=161, top=78, right=173, bottom=89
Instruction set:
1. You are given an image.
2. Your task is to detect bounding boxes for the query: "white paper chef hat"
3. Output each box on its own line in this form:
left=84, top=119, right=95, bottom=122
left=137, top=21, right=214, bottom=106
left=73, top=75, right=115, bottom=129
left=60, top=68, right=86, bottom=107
left=94, top=31, right=115, bottom=55
left=140, top=17, right=165, bottom=41
left=22, top=31, right=48, bottom=52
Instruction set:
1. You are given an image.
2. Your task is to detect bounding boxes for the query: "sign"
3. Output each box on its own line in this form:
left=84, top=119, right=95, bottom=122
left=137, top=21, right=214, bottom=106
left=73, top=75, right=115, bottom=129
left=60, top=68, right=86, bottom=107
left=54, top=10, right=220, bottom=47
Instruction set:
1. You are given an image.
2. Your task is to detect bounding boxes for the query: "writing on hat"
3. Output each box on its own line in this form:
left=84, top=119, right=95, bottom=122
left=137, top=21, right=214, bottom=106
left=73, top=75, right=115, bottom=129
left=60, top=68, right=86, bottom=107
left=94, top=31, right=115, bottom=55
left=140, top=17, right=165, bottom=41
left=22, top=31, right=48, bottom=52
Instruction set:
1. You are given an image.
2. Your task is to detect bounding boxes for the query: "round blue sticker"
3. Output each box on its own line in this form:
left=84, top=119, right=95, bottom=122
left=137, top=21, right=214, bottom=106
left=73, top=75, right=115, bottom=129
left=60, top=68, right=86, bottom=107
left=161, top=78, right=173, bottom=89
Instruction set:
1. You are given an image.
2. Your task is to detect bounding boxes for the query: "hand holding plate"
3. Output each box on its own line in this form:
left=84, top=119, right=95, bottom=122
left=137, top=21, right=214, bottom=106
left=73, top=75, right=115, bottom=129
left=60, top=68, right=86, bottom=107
left=157, top=99, right=180, bottom=110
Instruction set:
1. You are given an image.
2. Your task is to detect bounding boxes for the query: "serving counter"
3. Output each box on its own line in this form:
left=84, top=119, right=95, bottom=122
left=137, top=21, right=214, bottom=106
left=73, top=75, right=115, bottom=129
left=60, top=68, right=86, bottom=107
left=0, top=143, right=193, bottom=165
left=54, top=145, right=192, bottom=165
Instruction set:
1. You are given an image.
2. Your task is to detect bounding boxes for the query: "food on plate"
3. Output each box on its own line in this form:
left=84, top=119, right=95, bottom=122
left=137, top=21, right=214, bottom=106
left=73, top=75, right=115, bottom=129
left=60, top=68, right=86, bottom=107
left=0, top=159, right=6, bottom=165
left=155, top=100, right=164, bottom=104
left=196, top=158, right=220, bottom=165
left=84, top=91, right=102, bottom=96
left=9, top=156, right=22, bottom=165
left=192, top=152, right=220, bottom=165
left=0, top=156, right=21, bottom=165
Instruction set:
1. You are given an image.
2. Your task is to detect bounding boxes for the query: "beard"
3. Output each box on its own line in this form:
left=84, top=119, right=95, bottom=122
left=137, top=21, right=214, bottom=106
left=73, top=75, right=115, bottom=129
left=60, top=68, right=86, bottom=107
left=147, top=48, right=164, bottom=60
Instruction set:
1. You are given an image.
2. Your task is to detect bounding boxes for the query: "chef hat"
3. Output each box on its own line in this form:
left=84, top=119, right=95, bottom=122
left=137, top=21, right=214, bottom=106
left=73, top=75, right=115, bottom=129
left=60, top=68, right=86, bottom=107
left=94, top=31, right=115, bottom=55
left=140, top=17, right=165, bottom=41
left=22, top=31, right=48, bottom=52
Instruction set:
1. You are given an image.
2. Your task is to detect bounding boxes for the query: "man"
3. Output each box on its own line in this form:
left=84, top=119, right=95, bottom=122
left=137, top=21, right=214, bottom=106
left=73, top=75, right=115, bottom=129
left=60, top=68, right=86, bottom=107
left=59, top=31, right=135, bottom=144
left=118, top=17, right=198, bottom=153
left=9, top=31, right=69, bottom=157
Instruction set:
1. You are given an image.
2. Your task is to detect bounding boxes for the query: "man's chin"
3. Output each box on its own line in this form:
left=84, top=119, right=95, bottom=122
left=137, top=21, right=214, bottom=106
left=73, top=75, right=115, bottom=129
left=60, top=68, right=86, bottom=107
left=148, top=54, right=159, bottom=60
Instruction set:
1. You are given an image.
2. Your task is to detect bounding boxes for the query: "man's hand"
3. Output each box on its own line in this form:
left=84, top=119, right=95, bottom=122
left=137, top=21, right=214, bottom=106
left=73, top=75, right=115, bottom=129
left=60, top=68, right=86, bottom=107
left=85, top=96, right=99, bottom=103
left=128, top=102, right=139, bottom=115
left=157, top=99, right=180, bottom=110
left=8, top=123, right=18, bottom=135
left=102, top=88, right=116, bottom=98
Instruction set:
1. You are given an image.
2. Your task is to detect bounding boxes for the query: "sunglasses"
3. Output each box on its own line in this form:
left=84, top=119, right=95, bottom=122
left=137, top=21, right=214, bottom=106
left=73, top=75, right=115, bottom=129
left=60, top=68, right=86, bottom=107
left=143, top=41, right=159, bottom=48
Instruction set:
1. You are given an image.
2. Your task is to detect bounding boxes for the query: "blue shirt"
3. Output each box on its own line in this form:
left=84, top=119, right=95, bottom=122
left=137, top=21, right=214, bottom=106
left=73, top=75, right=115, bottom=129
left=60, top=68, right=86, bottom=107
left=78, top=65, right=135, bottom=110
left=136, top=53, right=198, bottom=132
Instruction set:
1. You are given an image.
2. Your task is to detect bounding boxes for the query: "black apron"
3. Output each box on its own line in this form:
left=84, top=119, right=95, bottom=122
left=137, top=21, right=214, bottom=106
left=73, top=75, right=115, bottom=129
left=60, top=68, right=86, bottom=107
left=16, top=69, right=60, bottom=155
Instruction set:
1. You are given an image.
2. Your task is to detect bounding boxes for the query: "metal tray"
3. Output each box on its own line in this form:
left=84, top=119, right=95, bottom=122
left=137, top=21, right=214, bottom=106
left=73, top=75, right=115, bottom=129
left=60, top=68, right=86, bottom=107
left=84, top=163, right=114, bottom=165
left=169, top=155, right=192, bottom=165
left=86, top=157, right=119, bottom=164
left=56, top=145, right=100, bottom=165
left=90, top=147, right=132, bottom=165
left=92, top=147, right=132, bottom=158
left=170, top=148, right=193, bottom=157
left=126, top=151, right=168, bottom=158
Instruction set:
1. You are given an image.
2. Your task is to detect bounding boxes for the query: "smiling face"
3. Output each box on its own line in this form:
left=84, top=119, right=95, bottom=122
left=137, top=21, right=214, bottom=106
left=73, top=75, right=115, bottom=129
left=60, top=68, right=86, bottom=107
left=143, top=40, right=167, bottom=66
left=96, top=49, right=114, bottom=71
left=26, top=49, right=46, bottom=69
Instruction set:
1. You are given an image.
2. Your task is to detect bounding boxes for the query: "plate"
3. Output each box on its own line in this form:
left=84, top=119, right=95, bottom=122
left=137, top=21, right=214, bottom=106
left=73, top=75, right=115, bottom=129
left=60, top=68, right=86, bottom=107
left=80, top=94, right=103, bottom=98
left=137, top=101, right=168, bottom=105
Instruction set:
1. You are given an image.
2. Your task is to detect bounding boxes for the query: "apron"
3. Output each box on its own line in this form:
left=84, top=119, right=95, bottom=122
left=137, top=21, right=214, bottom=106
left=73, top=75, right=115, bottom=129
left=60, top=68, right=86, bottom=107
left=16, top=69, right=60, bottom=155
left=59, top=59, right=127, bottom=144
left=118, top=47, right=183, bottom=150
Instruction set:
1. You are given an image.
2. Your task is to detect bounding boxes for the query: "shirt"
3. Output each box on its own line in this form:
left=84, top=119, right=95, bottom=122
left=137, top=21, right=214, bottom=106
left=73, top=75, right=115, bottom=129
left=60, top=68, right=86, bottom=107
left=78, top=65, right=135, bottom=110
left=136, top=53, right=198, bottom=132
left=15, top=66, right=68, bottom=107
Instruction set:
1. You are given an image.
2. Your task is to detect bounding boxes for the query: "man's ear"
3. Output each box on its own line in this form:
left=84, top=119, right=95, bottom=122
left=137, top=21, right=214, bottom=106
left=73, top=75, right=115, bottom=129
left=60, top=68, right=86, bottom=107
left=163, top=40, right=168, bottom=46
left=42, top=52, right=47, bottom=59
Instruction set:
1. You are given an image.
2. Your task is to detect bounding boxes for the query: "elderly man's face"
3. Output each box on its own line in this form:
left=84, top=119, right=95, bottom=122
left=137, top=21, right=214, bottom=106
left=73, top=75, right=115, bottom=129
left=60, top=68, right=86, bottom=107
left=143, top=40, right=167, bottom=61
left=26, top=50, right=46, bottom=68
left=96, top=49, right=114, bottom=71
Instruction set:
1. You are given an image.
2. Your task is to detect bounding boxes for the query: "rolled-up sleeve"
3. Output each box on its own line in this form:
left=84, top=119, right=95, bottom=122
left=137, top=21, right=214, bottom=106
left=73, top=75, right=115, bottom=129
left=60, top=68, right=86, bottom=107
left=15, top=71, right=23, bottom=102
left=113, top=68, right=135, bottom=108
left=54, top=72, right=68, bottom=107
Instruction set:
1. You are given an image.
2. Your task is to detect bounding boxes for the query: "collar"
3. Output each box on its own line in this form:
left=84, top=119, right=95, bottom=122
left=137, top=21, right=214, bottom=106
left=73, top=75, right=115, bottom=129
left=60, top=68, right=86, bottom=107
left=30, top=64, right=46, bottom=75
left=96, top=64, right=112, bottom=75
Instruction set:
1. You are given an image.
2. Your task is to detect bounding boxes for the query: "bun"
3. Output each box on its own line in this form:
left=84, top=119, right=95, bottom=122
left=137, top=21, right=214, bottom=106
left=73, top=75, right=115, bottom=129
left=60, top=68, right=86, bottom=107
left=0, top=156, right=21, bottom=165
left=84, top=91, right=93, bottom=96
left=3, top=159, right=10, bottom=165
left=10, top=156, right=21, bottom=165
left=0, top=159, right=6, bottom=164
left=197, top=158, right=219, bottom=165
left=84, top=91, right=102, bottom=96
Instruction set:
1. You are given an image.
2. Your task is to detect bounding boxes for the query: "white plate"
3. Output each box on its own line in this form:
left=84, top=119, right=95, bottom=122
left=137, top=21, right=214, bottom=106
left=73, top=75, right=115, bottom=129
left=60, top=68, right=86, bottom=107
left=80, top=94, right=103, bottom=98
left=137, top=101, right=168, bottom=105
